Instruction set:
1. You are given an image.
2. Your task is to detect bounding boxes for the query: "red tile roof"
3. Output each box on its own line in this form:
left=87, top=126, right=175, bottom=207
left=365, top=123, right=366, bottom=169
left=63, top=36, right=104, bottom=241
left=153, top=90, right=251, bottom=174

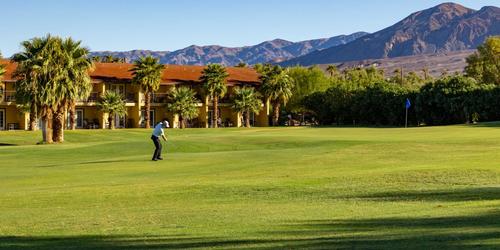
left=0, top=60, right=261, bottom=84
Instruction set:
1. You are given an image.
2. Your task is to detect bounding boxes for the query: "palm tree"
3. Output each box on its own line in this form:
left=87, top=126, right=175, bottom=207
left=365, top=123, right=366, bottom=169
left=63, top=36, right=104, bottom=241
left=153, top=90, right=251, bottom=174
left=200, top=64, right=228, bottom=128
left=326, top=65, right=338, bottom=78
left=91, top=56, right=101, bottom=62
left=235, top=62, right=248, bottom=68
left=61, top=38, right=93, bottom=132
left=104, top=55, right=114, bottom=63
left=96, top=91, right=127, bottom=129
left=51, top=38, right=93, bottom=142
left=13, top=35, right=63, bottom=143
left=165, top=86, right=199, bottom=129
left=131, top=56, right=164, bottom=128
left=231, top=87, right=262, bottom=127
left=260, top=66, right=294, bottom=126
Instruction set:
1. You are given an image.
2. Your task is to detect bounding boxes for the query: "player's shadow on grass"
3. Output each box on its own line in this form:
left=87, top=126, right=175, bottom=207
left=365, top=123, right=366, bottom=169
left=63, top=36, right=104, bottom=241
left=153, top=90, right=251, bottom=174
left=0, top=143, right=17, bottom=146
left=342, top=187, right=500, bottom=202
left=1, top=211, right=498, bottom=249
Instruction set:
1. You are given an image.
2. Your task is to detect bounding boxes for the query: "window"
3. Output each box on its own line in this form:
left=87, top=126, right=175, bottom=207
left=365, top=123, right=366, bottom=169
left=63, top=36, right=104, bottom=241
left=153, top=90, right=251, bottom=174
left=66, top=109, right=84, bottom=129
left=110, top=84, right=125, bottom=96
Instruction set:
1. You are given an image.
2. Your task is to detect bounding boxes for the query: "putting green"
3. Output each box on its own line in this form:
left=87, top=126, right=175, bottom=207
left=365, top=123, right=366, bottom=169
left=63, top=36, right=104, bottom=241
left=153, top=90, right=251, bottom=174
left=0, top=125, right=499, bottom=249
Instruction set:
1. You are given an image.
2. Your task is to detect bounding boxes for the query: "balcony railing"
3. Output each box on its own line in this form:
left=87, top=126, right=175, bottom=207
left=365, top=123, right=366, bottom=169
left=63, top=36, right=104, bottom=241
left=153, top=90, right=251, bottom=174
left=77, top=92, right=99, bottom=103
left=141, top=93, right=168, bottom=103
left=152, top=93, right=168, bottom=103
left=3, top=91, right=16, bottom=102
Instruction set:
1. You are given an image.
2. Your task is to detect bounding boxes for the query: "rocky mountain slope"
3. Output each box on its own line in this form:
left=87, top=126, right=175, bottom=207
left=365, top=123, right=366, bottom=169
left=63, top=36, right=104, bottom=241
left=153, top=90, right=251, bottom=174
left=281, top=3, right=499, bottom=66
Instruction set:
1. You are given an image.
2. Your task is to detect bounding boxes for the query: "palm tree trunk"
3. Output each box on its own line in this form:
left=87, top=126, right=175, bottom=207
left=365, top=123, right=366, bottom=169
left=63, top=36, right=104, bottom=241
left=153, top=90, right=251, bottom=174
left=41, top=106, right=53, bottom=144
left=245, top=110, right=250, bottom=128
left=213, top=96, right=218, bottom=128
left=272, top=101, right=281, bottom=126
left=109, top=112, right=114, bottom=130
left=180, top=116, right=185, bottom=129
left=145, top=91, right=151, bottom=129
left=69, top=101, right=76, bottom=130
left=52, top=105, right=66, bottom=142
left=29, top=100, right=37, bottom=131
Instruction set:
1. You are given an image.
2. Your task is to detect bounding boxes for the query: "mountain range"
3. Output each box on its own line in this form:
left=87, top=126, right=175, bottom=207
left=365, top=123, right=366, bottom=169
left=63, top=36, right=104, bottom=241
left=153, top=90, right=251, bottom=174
left=282, top=2, right=499, bottom=66
left=89, top=32, right=367, bottom=66
left=90, top=2, right=499, bottom=67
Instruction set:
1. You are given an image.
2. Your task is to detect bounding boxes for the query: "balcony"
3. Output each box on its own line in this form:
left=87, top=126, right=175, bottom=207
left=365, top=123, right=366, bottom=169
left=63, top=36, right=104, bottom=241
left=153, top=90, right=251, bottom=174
left=152, top=93, right=168, bottom=103
left=125, top=93, right=136, bottom=103
left=141, top=93, right=168, bottom=104
left=3, top=91, right=16, bottom=102
left=77, top=92, right=99, bottom=103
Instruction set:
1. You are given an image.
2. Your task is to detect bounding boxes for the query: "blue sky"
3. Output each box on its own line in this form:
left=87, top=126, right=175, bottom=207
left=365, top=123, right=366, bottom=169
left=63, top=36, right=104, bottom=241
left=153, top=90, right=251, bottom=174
left=1, top=0, right=498, bottom=56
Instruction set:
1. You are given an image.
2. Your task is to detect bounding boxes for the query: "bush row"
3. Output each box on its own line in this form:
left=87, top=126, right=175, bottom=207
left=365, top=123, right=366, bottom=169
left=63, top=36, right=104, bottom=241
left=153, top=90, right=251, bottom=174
left=302, top=76, right=500, bottom=126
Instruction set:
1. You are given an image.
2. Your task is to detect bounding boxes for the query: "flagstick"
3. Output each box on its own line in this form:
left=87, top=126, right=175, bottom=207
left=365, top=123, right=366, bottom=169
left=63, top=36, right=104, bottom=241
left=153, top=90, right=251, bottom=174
left=405, top=107, right=408, bottom=128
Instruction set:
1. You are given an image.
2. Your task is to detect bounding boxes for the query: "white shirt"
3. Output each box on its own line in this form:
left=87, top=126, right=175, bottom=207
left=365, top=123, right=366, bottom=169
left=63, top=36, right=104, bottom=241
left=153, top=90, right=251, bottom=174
left=152, top=123, right=164, bottom=137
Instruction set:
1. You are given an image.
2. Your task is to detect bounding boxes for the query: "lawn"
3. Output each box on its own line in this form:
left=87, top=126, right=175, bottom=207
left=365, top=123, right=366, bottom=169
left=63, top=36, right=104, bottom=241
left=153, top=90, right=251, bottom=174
left=0, top=124, right=499, bottom=249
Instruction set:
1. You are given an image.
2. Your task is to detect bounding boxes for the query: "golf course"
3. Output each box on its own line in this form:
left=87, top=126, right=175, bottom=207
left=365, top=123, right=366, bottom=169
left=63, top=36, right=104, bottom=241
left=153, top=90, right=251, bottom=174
left=0, top=124, right=499, bottom=249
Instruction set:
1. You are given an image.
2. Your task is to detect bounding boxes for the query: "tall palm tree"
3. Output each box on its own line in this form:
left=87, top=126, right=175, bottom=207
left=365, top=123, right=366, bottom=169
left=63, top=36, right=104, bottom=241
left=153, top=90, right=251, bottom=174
left=61, top=38, right=93, bottom=132
left=131, top=56, right=164, bottom=128
left=96, top=91, right=127, bottom=129
left=51, top=38, right=93, bottom=142
left=165, top=86, right=199, bottom=129
left=261, top=67, right=294, bottom=126
left=231, top=87, right=262, bottom=127
left=13, top=35, right=63, bottom=143
left=326, top=65, right=338, bottom=78
left=200, top=64, right=228, bottom=128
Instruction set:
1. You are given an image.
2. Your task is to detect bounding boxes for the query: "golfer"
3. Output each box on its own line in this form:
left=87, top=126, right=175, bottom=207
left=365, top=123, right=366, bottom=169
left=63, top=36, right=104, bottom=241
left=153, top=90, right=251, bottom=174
left=151, top=119, right=169, bottom=161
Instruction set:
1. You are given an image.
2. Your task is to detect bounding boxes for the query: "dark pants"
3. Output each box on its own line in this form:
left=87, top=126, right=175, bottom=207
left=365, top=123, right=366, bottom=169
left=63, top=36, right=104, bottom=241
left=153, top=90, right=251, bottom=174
left=151, top=135, right=162, bottom=160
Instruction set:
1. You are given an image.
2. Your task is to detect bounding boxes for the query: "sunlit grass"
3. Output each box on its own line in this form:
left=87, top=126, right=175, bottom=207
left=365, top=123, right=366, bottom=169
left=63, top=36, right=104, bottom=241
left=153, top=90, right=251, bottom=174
left=0, top=124, right=499, bottom=249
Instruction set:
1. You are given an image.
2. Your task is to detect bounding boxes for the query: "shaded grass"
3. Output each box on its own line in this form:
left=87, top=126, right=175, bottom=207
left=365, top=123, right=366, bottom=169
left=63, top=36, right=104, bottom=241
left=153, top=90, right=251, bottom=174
left=0, top=124, right=499, bottom=249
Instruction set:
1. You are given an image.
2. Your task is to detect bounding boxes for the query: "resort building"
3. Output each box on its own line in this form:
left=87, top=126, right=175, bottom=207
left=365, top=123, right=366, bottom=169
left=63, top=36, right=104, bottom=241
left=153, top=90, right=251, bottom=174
left=0, top=60, right=269, bottom=130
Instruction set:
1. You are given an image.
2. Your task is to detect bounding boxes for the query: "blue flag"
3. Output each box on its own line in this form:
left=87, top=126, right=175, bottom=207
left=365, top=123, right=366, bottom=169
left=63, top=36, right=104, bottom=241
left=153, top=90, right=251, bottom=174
left=405, top=98, right=411, bottom=109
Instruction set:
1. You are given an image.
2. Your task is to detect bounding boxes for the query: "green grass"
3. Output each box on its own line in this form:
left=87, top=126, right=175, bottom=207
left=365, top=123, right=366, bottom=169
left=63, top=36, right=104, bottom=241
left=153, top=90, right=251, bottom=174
left=0, top=124, right=499, bottom=249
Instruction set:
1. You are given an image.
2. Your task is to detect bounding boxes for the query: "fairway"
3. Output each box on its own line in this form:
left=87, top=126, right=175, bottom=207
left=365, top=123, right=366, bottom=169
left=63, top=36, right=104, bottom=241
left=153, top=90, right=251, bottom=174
left=0, top=125, right=499, bottom=249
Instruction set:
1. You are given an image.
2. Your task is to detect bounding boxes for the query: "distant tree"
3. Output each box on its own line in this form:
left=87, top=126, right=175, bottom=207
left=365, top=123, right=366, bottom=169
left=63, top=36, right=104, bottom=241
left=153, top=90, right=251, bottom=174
left=235, top=62, right=248, bottom=68
left=231, top=87, right=262, bottom=127
left=422, top=67, right=431, bottom=81
left=200, top=64, right=229, bottom=128
left=404, top=71, right=424, bottom=86
left=326, top=65, right=338, bottom=78
left=287, top=66, right=333, bottom=113
left=466, top=36, right=500, bottom=85
left=260, top=66, right=294, bottom=126
left=96, top=91, right=127, bottom=129
left=104, top=55, right=114, bottom=63
left=391, top=68, right=404, bottom=85
left=165, top=86, right=199, bottom=129
left=131, top=56, right=164, bottom=128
